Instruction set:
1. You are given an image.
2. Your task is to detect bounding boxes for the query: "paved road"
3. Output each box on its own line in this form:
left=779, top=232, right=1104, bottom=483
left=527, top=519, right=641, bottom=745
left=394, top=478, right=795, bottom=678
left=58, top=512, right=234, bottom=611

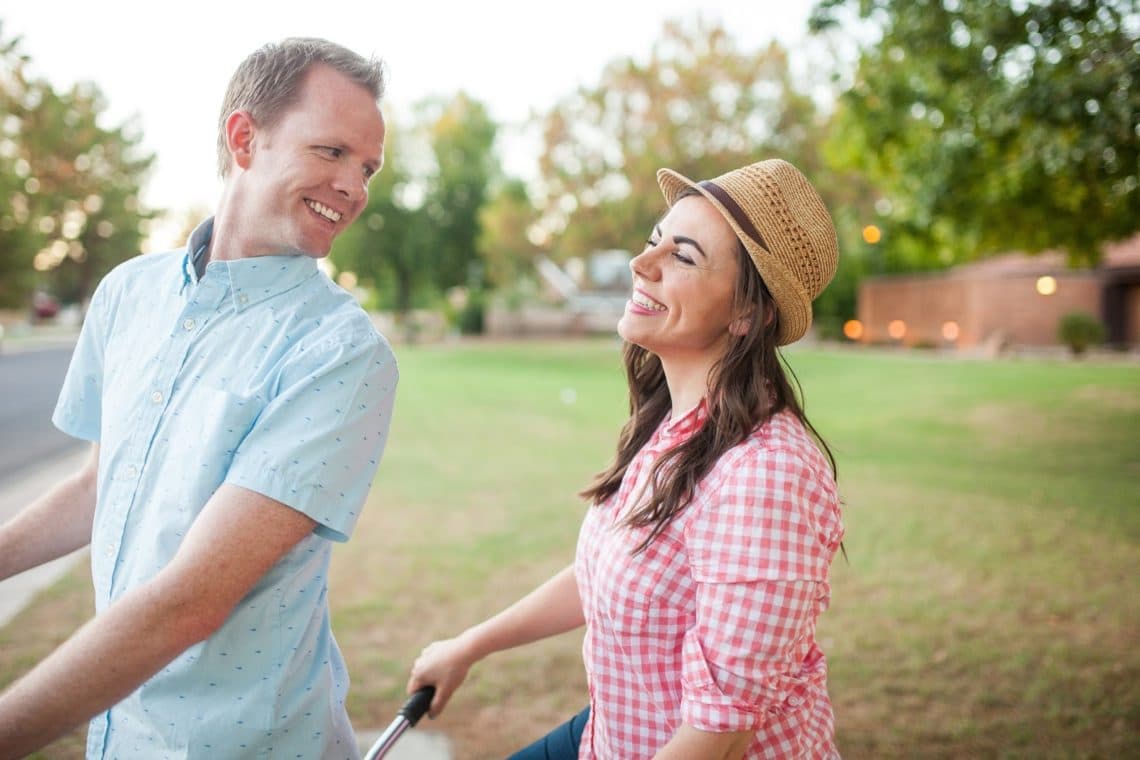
left=0, top=346, right=84, bottom=481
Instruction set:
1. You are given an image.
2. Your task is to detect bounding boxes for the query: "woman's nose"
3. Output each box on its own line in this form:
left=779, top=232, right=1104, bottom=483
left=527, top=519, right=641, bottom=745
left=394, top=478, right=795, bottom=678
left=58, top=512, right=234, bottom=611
left=629, top=244, right=662, bottom=280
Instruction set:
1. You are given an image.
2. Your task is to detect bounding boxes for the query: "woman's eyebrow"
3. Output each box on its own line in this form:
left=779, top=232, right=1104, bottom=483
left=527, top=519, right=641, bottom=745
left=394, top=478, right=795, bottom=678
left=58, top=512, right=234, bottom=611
left=671, top=235, right=707, bottom=260
left=653, top=225, right=708, bottom=260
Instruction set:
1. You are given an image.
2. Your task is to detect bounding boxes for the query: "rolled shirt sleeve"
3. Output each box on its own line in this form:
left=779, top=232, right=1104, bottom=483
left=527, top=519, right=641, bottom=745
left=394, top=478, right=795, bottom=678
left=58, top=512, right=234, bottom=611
left=225, top=334, right=398, bottom=542
left=681, top=444, right=842, bottom=737
left=681, top=580, right=820, bottom=732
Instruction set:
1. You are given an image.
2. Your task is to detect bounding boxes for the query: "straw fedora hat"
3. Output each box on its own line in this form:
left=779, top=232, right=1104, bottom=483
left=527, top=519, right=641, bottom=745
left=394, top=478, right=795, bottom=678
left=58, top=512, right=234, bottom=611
left=657, top=159, right=838, bottom=346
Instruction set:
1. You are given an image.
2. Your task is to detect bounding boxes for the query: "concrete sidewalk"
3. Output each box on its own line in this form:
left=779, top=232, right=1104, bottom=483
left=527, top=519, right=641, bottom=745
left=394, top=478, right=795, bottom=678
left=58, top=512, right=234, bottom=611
left=0, top=321, right=80, bottom=356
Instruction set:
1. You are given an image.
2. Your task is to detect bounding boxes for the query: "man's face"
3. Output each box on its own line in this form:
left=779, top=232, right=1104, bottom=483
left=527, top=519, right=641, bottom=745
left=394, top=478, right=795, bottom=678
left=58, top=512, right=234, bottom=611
left=237, top=64, right=385, bottom=257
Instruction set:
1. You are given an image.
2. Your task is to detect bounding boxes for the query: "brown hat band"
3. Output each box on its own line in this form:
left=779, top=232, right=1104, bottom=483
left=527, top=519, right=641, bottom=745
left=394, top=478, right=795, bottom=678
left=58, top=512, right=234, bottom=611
left=699, top=180, right=769, bottom=254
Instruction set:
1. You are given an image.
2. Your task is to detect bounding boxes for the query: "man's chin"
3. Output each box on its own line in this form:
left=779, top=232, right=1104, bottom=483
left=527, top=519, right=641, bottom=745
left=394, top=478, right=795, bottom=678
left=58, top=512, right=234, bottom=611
left=295, top=231, right=336, bottom=258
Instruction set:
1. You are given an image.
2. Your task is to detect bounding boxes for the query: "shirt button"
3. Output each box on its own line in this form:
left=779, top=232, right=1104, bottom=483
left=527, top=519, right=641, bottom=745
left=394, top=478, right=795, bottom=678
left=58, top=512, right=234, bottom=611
left=104, top=545, right=115, bottom=558
left=126, top=465, right=138, bottom=478
left=239, top=294, right=249, bottom=305
left=788, top=695, right=803, bottom=707
left=151, top=391, right=163, bottom=404
left=182, top=318, right=196, bottom=330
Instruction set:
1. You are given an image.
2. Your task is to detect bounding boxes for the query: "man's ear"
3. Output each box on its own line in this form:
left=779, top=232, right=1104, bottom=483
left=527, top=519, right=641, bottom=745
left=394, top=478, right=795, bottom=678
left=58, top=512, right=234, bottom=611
left=225, top=111, right=256, bottom=170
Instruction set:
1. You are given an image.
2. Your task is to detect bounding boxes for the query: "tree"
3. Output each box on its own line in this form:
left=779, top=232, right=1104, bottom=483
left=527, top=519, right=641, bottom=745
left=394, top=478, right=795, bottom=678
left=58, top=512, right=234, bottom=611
left=477, top=178, right=542, bottom=290
left=532, top=17, right=831, bottom=262
left=329, top=118, right=436, bottom=320
left=0, top=30, right=46, bottom=307
left=811, top=0, right=1140, bottom=266
left=331, top=92, right=503, bottom=326
left=0, top=24, right=154, bottom=309
left=421, top=92, right=498, bottom=290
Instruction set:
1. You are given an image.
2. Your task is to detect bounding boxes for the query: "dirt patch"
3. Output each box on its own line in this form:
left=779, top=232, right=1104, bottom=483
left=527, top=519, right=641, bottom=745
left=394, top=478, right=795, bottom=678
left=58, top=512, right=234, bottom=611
left=1070, top=384, right=1140, bottom=412
left=960, top=402, right=1053, bottom=445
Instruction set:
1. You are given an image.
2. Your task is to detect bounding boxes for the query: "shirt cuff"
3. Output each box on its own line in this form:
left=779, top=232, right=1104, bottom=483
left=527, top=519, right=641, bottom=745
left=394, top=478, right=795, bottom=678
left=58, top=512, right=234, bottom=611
left=680, top=629, right=811, bottom=734
left=225, top=457, right=353, bottom=542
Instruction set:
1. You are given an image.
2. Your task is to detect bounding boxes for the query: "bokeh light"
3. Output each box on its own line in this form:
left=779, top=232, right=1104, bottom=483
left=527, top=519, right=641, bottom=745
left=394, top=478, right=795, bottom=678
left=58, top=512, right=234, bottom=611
left=941, top=321, right=960, bottom=342
left=888, top=319, right=907, bottom=340
left=862, top=225, right=882, bottom=244
left=1036, top=276, right=1057, bottom=296
left=843, top=319, right=864, bottom=340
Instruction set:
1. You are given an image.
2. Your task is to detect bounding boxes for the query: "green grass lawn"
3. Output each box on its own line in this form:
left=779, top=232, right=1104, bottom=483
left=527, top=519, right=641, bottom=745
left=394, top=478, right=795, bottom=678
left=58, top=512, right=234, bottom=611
left=2, top=340, right=1137, bottom=759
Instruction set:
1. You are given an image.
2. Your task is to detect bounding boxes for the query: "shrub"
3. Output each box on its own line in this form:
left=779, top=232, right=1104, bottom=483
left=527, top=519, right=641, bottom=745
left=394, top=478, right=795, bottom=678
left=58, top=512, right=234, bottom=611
left=1057, top=312, right=1105, bottom=355
left=457, top=291, right=486, bottom=335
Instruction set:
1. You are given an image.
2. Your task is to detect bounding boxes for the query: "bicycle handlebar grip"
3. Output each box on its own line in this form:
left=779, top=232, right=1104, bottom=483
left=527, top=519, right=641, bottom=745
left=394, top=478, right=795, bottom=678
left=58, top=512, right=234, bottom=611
left=399, top=686, right=436, bottom=727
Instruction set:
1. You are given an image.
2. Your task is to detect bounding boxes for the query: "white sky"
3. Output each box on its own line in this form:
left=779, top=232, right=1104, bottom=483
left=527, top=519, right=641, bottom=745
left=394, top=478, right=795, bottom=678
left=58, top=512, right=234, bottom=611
left=3, top=1, right=821, bottom=249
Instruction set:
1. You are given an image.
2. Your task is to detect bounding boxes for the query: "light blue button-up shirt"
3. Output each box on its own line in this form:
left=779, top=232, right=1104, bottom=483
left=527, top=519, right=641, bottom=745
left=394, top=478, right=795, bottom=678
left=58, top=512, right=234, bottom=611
left=53, top=219, right=398, bottom=759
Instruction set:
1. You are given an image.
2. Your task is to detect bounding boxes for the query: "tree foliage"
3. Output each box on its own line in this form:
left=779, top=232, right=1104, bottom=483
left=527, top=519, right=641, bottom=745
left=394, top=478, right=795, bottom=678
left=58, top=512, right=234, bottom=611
left=330, top=92, right=500, bottom=318
left=477, top=178, right=541, bottom=290
left=533, top=17, right=831, bottom=261
left=422, top=92, right=498, bottom=290
left=0, top=24, right=154, bottom=308
left=812, top=0, right=1140, bottom=266
left=329, top=118, right=434, bottom=317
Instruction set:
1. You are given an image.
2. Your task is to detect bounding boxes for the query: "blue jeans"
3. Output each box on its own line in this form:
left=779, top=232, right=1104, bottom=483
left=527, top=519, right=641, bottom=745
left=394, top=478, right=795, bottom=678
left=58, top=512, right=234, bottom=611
left=507, top=706, right=590, bottom=760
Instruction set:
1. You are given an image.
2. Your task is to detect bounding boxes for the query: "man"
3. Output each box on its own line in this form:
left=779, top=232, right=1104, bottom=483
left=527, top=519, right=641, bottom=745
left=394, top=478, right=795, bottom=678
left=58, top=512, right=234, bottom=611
left=0, top=38, right=397, bottom=758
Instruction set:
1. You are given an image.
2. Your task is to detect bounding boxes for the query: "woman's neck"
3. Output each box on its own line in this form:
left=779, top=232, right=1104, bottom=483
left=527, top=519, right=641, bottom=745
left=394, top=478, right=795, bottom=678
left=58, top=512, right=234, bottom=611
left=659, top=355, right=716, bottom=418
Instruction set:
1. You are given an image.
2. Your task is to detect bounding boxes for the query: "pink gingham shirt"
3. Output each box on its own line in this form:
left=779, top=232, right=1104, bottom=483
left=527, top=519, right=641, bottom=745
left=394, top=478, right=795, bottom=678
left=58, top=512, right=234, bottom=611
left=574, top=404, right=844, bottom=759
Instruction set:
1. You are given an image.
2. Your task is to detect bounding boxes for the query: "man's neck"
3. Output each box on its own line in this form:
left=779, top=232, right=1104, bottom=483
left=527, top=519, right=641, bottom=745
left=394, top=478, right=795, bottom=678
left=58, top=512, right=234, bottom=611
left=206, top=202, right=248, bottom=262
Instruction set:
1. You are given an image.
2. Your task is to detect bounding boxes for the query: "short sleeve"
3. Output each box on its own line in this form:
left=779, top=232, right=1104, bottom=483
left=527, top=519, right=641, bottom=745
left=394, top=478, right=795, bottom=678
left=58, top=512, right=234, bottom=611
left=686, top=445, right=842, bottom=584
left=52, top=277, right=113, bottom=442
left=225, top=334, right=398, bottom=542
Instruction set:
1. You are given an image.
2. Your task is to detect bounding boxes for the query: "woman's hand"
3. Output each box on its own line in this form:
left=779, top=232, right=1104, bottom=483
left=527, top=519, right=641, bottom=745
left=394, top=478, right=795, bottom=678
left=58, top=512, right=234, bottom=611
left=407, top=634, right=479, bottom=718
left=405, top=565, right=584, bottom=718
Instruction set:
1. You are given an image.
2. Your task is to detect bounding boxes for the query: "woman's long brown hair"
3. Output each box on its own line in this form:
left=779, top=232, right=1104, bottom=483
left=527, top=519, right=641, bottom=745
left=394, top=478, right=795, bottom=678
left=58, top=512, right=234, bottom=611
left=580, top=205, right=837, bottom=554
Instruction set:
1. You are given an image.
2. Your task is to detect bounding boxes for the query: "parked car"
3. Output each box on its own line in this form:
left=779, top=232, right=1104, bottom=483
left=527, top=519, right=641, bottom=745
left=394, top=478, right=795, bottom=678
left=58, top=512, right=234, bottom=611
left=31, top=291, right=61, bottom=321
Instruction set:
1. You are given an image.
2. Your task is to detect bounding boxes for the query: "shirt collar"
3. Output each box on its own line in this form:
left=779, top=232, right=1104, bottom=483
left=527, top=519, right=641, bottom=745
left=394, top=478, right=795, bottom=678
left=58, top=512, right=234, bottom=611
left=658, top=398, right=709, bottom=442
left=180, top=217, right=321, bottom=312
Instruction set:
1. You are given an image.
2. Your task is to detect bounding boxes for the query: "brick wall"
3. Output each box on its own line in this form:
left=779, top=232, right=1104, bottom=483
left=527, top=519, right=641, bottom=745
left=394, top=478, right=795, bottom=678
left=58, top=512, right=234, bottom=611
left=857, top=272, right=1104, bottom=347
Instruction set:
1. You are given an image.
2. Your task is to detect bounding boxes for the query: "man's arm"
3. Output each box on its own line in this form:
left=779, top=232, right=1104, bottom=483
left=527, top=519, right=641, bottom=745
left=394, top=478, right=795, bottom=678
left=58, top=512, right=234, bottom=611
left=0, top=483, right=317, bottom=759
left=0, top=443, right=99, bottom=582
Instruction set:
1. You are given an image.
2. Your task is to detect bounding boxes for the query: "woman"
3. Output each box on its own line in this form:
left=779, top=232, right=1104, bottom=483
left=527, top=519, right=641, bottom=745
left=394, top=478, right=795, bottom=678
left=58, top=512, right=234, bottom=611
left=409, top=159, right=845, bottom=759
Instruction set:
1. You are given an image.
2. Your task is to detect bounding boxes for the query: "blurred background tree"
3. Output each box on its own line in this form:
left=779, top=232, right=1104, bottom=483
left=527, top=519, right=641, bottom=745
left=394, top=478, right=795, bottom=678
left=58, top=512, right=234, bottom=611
left=477, top=178, right=542, bottom=292
left=811, top=0, right=1140, bottom=268
left=330, top=116, right=437, bottom=320
left=421, top=92, right=499, bottom=292
left=0, top=23, right=154, bottom=310
left=329, top=93, right=503, bottom=325
left=532, top=17, right=832, bottom=259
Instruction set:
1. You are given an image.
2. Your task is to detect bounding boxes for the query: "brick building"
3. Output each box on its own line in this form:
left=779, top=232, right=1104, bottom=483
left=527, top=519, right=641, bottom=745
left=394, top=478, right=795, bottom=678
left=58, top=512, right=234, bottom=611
left=855, top=235, right=1140, bottom=349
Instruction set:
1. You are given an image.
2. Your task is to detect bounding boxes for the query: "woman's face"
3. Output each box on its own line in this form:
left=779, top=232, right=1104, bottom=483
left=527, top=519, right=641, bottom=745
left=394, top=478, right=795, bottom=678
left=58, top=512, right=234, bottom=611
left=617, top=194, right=745, bottom=365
